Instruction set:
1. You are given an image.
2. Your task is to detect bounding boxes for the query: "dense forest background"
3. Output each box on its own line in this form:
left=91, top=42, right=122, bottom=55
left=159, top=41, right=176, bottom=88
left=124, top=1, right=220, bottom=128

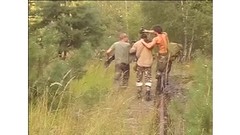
left=29, top=1, right=212, bottom=135
left=29, top=1, right=212, bottom=97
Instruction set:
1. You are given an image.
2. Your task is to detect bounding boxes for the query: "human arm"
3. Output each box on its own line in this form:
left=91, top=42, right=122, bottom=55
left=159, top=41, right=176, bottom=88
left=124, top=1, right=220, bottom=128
left=105, top=43, right=115, bottom=58
left=129, top=43, right=137, bottom=54
left=162, top=32, right=169, bottom=44
left=141, top=37, right=157, bottom=49
left=142, top=29, right=155, bottom=34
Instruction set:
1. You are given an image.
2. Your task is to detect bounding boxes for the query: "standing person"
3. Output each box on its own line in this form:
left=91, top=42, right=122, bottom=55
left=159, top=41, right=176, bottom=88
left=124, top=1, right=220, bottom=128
left=106, top=33, right=131, bottom=88
left=130, top=33, right=153, bottom=101
left=140, top=25, right=169, bottom=79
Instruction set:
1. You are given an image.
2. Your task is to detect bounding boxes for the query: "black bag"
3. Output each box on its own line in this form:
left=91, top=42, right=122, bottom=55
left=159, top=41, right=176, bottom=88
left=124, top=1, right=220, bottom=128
left=104, top=55, right=115, bottom=68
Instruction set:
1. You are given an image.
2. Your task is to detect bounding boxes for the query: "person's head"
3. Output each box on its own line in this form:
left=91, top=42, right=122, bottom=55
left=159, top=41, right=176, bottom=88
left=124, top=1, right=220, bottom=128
left=140, top=33, right=150, bottom=42
left=152, top=25, right=163, bottom=34
left=119, top=33, right=129, bottom=42
left=140, top=33, right=147, bottom=39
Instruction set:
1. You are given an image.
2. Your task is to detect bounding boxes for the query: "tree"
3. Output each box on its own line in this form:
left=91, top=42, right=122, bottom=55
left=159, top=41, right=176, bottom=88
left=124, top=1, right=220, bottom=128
left=140, top=1, right=212, bottom=60
left=30, top=1, right=106, bottom=54
left=28, top=1, right=107, bottom=102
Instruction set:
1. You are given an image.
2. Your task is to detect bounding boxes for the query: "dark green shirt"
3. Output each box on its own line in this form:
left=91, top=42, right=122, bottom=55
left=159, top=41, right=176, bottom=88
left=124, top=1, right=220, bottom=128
left=110, top=41, right=131, bottom=64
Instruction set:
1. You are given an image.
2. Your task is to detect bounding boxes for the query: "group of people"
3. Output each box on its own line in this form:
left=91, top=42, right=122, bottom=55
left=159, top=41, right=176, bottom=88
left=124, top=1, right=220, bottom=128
left=106, top=25, right=169, bottom=101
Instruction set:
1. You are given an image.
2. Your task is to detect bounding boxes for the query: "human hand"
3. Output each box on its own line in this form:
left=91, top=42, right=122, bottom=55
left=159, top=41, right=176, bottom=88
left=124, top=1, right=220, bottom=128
left=105, top=52, right=110, bottom=58
left=140, top=39, right=144, bottom=43
left=142, top=29, right=149, bottom=33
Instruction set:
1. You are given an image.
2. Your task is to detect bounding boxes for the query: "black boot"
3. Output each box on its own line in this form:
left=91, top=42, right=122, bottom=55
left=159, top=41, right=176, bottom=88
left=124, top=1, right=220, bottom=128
left=145, top=90, right=151, bottom=101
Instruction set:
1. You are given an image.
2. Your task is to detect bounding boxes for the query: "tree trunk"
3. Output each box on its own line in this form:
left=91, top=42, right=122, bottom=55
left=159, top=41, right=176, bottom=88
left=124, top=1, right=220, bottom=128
left=181, top=1, right=188, bottom=62
left=187, top=27, right=195, bottom=61
left=125, top=0, right=129, bottom=34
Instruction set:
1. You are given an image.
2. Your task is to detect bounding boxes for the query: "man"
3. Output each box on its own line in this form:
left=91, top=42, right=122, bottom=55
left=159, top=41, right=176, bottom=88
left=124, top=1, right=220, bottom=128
left=106, top=33, right=131, bottom=88
left=130, top=33, right=153, bottom=101
left=140, top=25, right=169, bottom=79
left=141, top=25, right=169, bottom=54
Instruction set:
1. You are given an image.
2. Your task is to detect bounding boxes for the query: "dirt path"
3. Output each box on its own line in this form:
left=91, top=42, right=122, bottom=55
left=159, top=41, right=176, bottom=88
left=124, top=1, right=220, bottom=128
left=122, top=64, right=194, bottom=135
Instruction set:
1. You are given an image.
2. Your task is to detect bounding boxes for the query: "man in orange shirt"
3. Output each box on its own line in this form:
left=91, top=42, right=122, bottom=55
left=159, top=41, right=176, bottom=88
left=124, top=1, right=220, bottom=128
left=141, top=25, right=169, bottom=54
left=140, top=25, right=169, bottom=79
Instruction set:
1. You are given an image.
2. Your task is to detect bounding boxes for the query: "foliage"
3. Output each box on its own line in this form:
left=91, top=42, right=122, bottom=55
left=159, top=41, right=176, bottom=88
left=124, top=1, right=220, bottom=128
left=168, top=56, right=212, bottom=135
left=29, top=1, right=212, bottom=134
left=29, top=61, right=114, bottom=135
left=141, top=1, right=212, bottom=57
left=29, top=1, right=107, bottom=103
left=184, top=55, right=212, bottom=135
left=30, top=1, right=106, bottom=49
left=29, top=61, right=156, bottom=135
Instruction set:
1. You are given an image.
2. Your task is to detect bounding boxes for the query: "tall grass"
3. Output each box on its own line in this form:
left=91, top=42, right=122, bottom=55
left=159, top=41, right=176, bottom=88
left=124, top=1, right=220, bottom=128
left=29, top=60, right=157, bottom=135
left=168, top=55, right=212, bottom=135
left=29, top=60, right=114, bottom=134
left=30, top=56, right=212, bottom=135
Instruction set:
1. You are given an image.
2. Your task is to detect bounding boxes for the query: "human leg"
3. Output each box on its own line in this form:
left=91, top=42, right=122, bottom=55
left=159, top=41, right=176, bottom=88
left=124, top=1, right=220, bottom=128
left=114, top=64, right=121, bottom=86
left=144, top=67, right=152, bottom=101
left=136, top=65, right=144, bottom=98
left=121, top=63, right=130, bottom=87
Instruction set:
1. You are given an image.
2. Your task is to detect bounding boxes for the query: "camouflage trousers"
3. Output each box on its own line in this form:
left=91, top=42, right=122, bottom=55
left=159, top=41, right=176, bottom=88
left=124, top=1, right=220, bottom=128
left=156, top=53, right=169, bottom=73
left=155, top=53, right=169, bottom=79
left=136, top=65, right=152, bottom=92
left=114, top=63, right=130, bottom=87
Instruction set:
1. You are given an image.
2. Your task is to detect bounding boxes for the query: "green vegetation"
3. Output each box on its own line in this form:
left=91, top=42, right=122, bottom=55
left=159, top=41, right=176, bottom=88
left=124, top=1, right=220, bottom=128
left=29, top=1, right=212, bottom=135
left=29, top=61, right=155, bottom=134
left=29, top=61, right=115, bottom=134
left=168, top=54, right=212, bottom=135
left=29, top=57, right=212, bottom=135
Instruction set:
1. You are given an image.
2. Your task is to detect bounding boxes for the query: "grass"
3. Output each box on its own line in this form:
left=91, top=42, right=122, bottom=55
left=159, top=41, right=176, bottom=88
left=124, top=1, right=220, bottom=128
left=29, top=56, right=212, bottom=135
left=29, top=60, right=115, bottom=135
left=167, top=56, right=212, bottom=135
left=29, top=60, right=157, bottom=135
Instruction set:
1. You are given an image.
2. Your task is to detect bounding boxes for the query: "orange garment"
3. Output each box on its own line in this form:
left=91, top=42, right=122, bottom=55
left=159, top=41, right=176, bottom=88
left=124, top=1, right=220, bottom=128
left=155, top=33, right=169, bottom=54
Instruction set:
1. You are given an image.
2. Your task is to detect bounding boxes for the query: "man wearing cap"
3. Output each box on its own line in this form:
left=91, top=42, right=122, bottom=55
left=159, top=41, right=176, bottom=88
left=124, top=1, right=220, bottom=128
left=130, top=33, right=153, bottom=101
